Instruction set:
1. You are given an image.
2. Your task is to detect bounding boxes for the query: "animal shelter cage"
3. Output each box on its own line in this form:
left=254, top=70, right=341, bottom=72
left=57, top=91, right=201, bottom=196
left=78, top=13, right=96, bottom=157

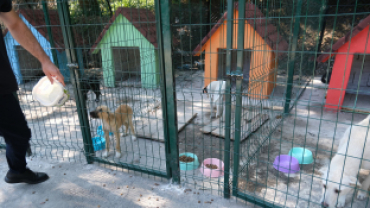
left=1, top=0, right=370, bottom=207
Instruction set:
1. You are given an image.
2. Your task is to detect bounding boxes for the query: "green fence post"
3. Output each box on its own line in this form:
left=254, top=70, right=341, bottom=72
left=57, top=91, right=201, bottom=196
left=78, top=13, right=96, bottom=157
left=284, top=0, right=303, bottom=114
left=157, top=0, right=180, bottom=183
left=232, top=0, right=246, bottom=197
left=42, top=1, right=58, bottom=67
left=57, top=0, right=95, bottom=163
left=223, top=0, right=235, bottom=199
left=155, top=0, right=172, bottom=179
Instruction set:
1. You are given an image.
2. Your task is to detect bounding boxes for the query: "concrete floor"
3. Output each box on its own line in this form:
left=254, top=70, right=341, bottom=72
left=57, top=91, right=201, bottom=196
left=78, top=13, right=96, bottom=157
left=0, top=153, right=257, bottom=208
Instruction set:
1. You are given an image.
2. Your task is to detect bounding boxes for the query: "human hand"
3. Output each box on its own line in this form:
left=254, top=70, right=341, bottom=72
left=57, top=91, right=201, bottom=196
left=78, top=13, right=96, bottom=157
left=42, top=60, right=65, bottom=86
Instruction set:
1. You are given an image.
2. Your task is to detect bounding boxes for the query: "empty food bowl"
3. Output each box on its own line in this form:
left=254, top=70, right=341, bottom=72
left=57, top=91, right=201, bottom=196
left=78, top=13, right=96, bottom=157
left=179, top=152, right=199, bottom=171
left=97, top=125, right=113, bottom=136
left=273, top=155, right=300, bottom=173
left=92, top=137, right=106, bottom=151
left=200, top=158, right=224, bottom=177
left=289, top=147, right=313, bottom=164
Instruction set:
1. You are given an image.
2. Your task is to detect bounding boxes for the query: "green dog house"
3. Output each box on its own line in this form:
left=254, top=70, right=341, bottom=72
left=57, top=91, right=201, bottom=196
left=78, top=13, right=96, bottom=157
left=90, top=7, right=159, bottom=88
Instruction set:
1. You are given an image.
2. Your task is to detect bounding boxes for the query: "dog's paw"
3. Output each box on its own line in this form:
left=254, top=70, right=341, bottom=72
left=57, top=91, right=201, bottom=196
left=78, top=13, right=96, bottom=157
left=115, top=152, right=122, bottom=158
left=357, top=191, right=368, bottom=200
left=131, top=135, right=137, bottom=141
left=337, top=198, right=345, bottom=208
left=336, top=202, right=345, bottom=208
left=102, top=150, right=110, bottom=158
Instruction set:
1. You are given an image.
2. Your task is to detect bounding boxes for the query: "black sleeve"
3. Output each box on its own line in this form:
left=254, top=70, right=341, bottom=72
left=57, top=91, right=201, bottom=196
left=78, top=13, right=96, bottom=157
left=0, top=0, right=12, bottom=13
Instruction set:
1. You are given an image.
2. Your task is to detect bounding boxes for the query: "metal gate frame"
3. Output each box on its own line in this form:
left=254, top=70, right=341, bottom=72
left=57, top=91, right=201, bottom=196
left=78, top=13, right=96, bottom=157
left=227, top=0, right=327, bottom=207
left=0, top=0, right=181, bottom=182
left=55, top=0, right=180, bottom=180
left=0, top=1, right=329, bottom=207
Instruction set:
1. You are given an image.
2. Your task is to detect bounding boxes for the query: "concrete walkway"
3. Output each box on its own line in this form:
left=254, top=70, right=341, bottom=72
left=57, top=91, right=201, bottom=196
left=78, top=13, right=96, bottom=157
left=0, top=151, right=257, bottom=208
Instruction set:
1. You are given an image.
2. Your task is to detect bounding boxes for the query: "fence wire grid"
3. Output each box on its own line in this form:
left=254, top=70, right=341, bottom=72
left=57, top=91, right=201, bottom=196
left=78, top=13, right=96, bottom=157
left=1, top=0, right=370, bottom=207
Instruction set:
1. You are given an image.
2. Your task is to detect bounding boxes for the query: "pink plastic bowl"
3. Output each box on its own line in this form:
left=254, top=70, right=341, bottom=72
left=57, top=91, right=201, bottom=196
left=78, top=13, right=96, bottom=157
left=200, top=158, right=224, bottom=177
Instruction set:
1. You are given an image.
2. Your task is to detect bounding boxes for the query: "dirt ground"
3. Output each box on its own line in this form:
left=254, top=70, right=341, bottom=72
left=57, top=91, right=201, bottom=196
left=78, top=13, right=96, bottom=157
left=233, top=80, right=370, bottom=208
left=176, top=75, right=370, bottom=208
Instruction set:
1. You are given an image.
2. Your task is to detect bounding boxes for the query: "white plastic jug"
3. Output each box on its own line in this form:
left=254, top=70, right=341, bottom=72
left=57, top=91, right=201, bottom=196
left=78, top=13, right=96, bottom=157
left=32, top=76, right=69, bottom=107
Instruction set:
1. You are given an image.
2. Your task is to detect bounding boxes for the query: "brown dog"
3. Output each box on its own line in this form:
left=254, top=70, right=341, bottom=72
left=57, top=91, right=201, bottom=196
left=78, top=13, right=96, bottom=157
left=90, top=105, right=136, bottom=158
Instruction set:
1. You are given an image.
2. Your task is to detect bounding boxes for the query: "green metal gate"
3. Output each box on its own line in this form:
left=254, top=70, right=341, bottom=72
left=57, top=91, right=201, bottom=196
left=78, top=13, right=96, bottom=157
left=223, top=0, right=327, bottom=206
left=0, top=0, right=181, bottom=180
left=3, top=0, right=370, bottom=208
left=54, top=0, right=181, bottom=179
left=170, top=0, right=327, bottom=207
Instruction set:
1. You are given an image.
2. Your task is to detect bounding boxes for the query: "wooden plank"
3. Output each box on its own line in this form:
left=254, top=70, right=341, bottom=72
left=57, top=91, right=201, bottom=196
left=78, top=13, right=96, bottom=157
left=242, top=113, right=269, bottom=140
left=207, top=113, right=269, bottom=141
left=135, top=112, right=197, bottom=142
left=178, top=113, right=198, bottom=132
left=342, top=107, right=370, bottom=114
left=200, top=118, right=223, bottom=133
left=134, top=99, right=201, bottom=142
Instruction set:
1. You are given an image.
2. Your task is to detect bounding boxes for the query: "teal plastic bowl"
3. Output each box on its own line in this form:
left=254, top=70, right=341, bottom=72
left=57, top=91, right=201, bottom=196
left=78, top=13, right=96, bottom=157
left=179, top=152, right=199, bottom=171
left=289, top=147, right=313, bottom=164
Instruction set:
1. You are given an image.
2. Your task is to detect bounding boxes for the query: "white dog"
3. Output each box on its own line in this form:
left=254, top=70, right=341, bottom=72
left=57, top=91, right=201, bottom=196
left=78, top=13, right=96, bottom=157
left=203, top=81, right=226, bottom=119
left=320, top=114, right=370, bottom=208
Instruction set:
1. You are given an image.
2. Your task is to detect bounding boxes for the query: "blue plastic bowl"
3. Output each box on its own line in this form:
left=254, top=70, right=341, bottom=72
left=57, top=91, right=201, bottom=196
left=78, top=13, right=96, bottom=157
left=289, top=147, right=313, bottom=164
left=92, top=137, right=106, bottom=151
left=179, top=152, right=199, bottom=171
left=97, top=125, right=113, bottom=136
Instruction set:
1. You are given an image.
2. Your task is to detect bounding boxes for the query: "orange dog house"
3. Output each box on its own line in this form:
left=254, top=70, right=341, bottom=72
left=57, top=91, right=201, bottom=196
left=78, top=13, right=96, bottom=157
left=317, top=15, right=370, bottom=110
left=193, top=3, right=288, bottom=99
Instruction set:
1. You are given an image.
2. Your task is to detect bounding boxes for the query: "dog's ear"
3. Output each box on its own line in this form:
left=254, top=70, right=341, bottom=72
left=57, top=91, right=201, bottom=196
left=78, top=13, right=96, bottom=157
left=203, top=87, right=210, bottom=98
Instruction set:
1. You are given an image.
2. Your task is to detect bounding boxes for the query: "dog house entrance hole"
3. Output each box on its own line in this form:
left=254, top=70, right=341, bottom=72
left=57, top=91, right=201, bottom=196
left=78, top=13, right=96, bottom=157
left=112, top=47, right=141, bottom=81
left=16, top=45, right=43, bottom=81
left=218, top=49, right=251, bottom=84
left=346, top=54, right=370, bottom=95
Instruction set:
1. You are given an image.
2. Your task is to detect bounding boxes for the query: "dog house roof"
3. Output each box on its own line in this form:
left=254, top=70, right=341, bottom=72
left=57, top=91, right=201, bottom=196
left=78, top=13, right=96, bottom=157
left=193, top=2, right=288, bottom=57
left=2, top=9, right=84, bottom=52
left=90, top=7, right=158, bottom=53
left=317, top=14, right=370, bottom=63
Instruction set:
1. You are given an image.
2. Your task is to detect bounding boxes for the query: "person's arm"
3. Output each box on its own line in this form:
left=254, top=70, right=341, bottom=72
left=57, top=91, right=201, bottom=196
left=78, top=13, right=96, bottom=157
left=0, top=9, right=65, bottom=85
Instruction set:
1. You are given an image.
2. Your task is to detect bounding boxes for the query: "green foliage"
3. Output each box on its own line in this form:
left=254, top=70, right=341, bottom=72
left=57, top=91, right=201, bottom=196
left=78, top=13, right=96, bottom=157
left=69, top=0, right=154, bottom=24
left=110, top=0, right=155, bottom=10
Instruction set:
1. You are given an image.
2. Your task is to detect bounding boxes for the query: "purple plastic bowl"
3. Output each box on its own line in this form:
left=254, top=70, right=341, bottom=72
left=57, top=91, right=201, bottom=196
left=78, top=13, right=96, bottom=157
left=273, top=155, right=300, bottom=173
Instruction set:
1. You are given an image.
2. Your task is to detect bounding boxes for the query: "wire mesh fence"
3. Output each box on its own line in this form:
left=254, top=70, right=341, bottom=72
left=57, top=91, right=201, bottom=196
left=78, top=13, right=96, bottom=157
left=1, top=0, right=170, bottom=177
left=1, top=0, right=370, bottom=207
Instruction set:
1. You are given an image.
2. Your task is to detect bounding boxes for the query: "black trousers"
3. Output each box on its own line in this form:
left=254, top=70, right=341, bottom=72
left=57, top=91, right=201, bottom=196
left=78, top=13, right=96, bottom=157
left=0, top=93, right=31, bottom=173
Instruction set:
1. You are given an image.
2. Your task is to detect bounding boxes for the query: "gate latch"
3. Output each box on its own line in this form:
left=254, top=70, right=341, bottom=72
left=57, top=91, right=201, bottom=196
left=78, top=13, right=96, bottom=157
left=226, top=72, right=243, bottom=80
left=67, top=63, right=79, bottom=69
